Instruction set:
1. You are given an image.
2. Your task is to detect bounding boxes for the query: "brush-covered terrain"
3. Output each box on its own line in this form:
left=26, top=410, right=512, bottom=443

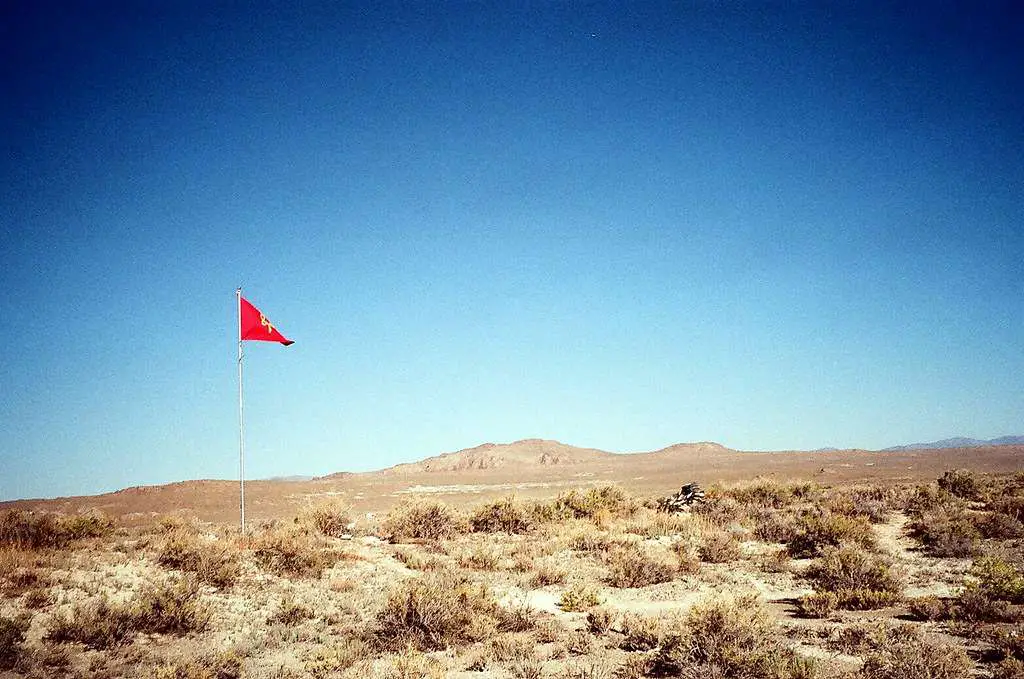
left=2, top=469, right=1023, bottom=678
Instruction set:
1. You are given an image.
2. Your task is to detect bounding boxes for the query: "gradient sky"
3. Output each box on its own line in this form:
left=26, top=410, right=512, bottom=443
left=1, top=2, right=1021, bottom=501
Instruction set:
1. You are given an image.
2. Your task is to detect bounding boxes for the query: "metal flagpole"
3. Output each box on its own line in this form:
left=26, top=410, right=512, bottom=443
left=237, top=287, right=246, bottom=535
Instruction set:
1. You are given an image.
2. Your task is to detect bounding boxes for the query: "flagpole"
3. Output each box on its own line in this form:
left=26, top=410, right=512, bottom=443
left=237, top=287, right=246, bottom=535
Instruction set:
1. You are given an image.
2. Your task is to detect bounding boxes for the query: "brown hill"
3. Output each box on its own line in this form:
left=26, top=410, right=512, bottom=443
left=379, top=438, right=617, bottom=473
left=2, top=440, right=1021, bottom=527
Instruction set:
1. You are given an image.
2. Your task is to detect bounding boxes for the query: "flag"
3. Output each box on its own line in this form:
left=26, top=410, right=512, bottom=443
left=240, top=296, right=294, bottom=346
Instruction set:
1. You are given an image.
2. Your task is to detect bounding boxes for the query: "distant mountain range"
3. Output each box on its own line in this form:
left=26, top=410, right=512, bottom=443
left=882, top=436, right=1024, bottom=451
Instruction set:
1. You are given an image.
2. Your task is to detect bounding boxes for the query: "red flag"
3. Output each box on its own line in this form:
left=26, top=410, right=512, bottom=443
left=240, top=297, right=294, bottom=346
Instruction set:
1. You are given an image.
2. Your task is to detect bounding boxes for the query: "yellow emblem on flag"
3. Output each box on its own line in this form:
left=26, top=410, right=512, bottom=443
left=260, top=314, right=275, bottom=335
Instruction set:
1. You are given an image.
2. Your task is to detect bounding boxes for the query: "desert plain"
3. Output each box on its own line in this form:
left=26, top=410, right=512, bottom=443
left=1, top=439, right=1022, bottom=679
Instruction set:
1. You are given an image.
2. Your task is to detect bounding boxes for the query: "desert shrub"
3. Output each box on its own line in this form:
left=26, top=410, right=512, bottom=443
left=976, top=511, right=1024, bottom=539
left=797, top=592, right=837, bottom=618
left=23, top=588, right=51, bottom=609
left=966, top=555, right=1024, bottom=604
left=458, top=545, right=501, bottom=570
left=0, top=510, right=113, bottom=549
left=154, top=651, right=243, bottom=679
left=46, top=577, right=209, bottom=649
left=587, top=607, right=614, bottom=634
left=470, top=497, right=532, bottom=534
left=604, top=544, right=675, bottom=588
left=955, top=587, right=1017, bottom=622
left=564, top=629, right=594, bottom=655
left=304, top=638, right=372, bottom=678
left=538, top=486, right=637, bottom=523
left=727, top=479, right=795, bottom=509
left=759, top=548, right=792, bottom=573
left=908, top=508, right=981, bottom=557
left=380, top=646, right=446, bottom=679
left=618, top=612, right=664, bottom=651
left=559, top=584, right=601, bottom=612
left=937, top=469, right=982, bottom=500
left=825, top=486, right=892, bottom=524
left=570, top=527, right=613, bottom=552
left=269, top=594, right=314, bottom=626
left=692, top=487, right=746, bottom=526
left=806, top=546, right=903, bottom=610
left=673, top=540, right=702, bottom=575
left=302, top=498, right=351, bottom=538
left=158, top=529, right=240, bottom=588
left=251, top=528, right=336, bottom=578
left=860, top=628, right=971, bottom=679
left=0, top=614, right=29, bottom=670
left=991, top=495, right=1024, bottom=523
left=373, top=572, right=519, bottom=651
left=993, top=658, right=1024, bottom=679
left=787, top=510, right=874, bottom=558
left=906, top=595, right=950, bottom=621
left=699, top=530, right=742, bottom=563
left=381, top=501, right=463, bottom=542
left=623, top=509, right=693, bottom=537
left=751, top=507, right=799, bottom=543
left=903, top=484, right=961, bottom=517
left=651, top=594, right=816, bottom=678
left=531, top=560, right=567, bottom=587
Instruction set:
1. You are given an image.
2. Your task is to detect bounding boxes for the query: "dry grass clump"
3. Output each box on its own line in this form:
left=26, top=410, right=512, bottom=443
left=650, top=594, right=816, bottom=678
left=158, top=528, right=240, bottom=588
left=0, top=614, right=30, bottom=670
left=46, top=577, right=209, bottom=649
left=251, top=527, right=337, bottom=578
left=908, top=507, right=981, bottom=557
left=805, top=546, right=903, bottom=610
left=381, top=500, right=464, bottom=542
left=699, top=530, right=743, bottom=563
left=458, top=544, right=502, bottom=570
left=559, top=584, right=601, bottom=612
left=301, top=498, right=352, bottom=537
left=604, top=543, right=675, bottom=588
left=373, top=571, right=530, bottom=651
left=470, top=497, right=533, bottom=534
left=0, top=510, right=113, bottom=549
left=860, top=626, right=971, bottom=679
left=787, top=510, right=874, bottom=558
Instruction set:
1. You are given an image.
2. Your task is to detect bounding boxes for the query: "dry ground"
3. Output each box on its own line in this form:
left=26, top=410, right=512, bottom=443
left=2, top=467, right=1024, bottom=678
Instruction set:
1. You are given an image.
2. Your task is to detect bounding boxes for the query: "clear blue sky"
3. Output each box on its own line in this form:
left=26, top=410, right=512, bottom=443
left=1, top=2, right=1021, bottom=501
